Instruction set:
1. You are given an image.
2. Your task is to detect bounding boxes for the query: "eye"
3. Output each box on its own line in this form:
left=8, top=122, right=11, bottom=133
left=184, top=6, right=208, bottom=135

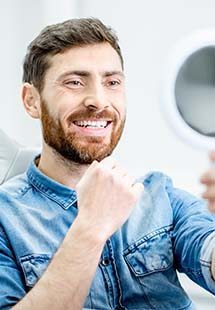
left=64, top=79, right=83, bottom=88
left=107, top=79, right=121, bottom=88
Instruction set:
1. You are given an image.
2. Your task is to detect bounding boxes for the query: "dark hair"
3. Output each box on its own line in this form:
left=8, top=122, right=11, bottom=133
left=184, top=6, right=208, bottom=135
left=22, top=18, right=123, bottom=92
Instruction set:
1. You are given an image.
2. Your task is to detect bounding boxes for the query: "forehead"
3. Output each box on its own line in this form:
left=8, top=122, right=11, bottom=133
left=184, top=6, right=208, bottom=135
left=46, top=43, right=123, bottom=78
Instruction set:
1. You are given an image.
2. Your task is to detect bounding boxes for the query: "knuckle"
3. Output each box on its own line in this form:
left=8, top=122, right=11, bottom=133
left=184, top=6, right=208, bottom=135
left=109, top=172, right=116, bottom=182
left=94, top=163, right=104, bottom=176
left=95, top=164, right=112, bottom=180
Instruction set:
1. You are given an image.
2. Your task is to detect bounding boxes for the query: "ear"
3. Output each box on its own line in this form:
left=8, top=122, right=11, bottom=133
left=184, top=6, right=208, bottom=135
left=22, top=83, right=41, bottom=119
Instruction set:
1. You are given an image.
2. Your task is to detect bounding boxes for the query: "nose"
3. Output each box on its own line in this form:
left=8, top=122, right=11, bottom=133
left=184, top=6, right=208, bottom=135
left=83, top=85, right=110, bottom=111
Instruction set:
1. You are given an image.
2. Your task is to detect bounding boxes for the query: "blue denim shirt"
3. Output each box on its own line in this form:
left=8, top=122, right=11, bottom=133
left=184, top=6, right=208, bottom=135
left=0, top=159, right=215, bottom=309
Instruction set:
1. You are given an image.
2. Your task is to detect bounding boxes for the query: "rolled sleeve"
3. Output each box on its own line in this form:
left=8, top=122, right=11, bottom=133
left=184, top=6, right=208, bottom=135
left=166, top=182, right=215, bottom=294
left=200, top=231, right=215, bottom=294
left=0, top=228, right=26, bottom=309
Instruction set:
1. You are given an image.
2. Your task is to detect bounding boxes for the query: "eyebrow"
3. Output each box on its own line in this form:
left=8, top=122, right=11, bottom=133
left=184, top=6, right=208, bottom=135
left=57, top=70, right=125, bottom=80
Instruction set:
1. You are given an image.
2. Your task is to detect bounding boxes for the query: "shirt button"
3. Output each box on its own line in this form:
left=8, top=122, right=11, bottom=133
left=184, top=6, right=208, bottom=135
left=100, top=258, right=111, bottom=266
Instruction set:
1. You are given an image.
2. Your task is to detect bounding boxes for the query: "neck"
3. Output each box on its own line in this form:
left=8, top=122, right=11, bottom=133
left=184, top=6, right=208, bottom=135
left=38, top=143, right=90, bottom=189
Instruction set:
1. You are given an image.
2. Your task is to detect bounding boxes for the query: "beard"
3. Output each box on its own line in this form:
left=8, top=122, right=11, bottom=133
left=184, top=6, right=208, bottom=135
left=40, top=99, right=125, bottom=164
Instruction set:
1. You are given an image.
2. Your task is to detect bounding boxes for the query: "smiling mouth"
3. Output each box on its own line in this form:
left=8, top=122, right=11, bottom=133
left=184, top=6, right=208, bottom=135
left=73, top=120, right=112, bottom=129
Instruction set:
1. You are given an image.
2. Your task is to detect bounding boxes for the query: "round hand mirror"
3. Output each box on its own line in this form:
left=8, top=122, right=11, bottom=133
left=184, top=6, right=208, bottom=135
left=162, top=30, right=215, bottom=151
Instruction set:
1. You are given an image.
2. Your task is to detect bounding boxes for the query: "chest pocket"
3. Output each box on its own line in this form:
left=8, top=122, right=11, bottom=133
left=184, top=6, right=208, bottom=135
left=20, top=253, right=52, bottom=287
left=124, top=227, right=173, bottom=278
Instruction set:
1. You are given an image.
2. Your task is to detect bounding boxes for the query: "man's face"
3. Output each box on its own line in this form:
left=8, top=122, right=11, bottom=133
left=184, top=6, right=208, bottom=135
left=39, top=43, right=126, bottom=164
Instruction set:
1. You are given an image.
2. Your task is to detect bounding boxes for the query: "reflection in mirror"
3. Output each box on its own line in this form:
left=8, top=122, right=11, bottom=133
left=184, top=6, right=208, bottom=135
left=175, top=46, right=215, bottom=137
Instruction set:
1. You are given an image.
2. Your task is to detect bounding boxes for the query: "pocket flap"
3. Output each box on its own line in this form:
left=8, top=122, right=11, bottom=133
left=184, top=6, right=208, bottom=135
left=20, top=253, right=52, bottom=287
left=124, top=229, right=173, bottom=276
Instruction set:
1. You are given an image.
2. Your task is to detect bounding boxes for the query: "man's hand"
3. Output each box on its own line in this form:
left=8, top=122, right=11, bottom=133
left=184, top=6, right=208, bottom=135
left=200, top=150, right=215, bottom=213
left=76, top=157, right=144, bottom=242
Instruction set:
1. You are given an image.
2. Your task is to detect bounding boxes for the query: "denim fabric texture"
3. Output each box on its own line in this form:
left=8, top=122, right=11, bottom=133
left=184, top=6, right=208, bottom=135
left=0, top=159, right=214, bottom=309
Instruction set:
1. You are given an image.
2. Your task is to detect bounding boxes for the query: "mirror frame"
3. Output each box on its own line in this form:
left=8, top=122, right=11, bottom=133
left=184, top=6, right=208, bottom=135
left=162, top=29, right=215, bottom=151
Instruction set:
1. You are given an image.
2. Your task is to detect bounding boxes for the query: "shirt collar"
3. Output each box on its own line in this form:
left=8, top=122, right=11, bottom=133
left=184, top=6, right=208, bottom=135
left=27, top=157, right=77, bottom=210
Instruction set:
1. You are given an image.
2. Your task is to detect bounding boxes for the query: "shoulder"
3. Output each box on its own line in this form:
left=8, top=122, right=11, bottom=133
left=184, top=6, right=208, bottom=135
left=138, top=171, right=205, bottom=211
left=141, top=171, right=173, bottom=187
left=0, top=172, right=31, bottom=202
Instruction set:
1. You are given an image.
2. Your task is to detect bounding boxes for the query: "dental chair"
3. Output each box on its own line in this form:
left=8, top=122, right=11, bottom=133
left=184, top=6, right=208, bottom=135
left=0, top=130, right=39, bottom=184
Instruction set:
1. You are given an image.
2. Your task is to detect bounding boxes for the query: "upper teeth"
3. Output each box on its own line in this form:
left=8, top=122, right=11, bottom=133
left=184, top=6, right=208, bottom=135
left=74, top=120, right=108, bottom=128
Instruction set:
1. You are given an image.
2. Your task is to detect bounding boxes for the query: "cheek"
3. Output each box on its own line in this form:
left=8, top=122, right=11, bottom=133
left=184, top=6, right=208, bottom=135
left=110, top=92, right=126, bottom=119
left=116, top=103, right=126, bottom=121
left=53, top=91, right=81, bottom=117
left=47, top=98, right=71, bottom=122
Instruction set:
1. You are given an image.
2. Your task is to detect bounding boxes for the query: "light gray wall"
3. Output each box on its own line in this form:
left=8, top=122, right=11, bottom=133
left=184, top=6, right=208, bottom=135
left=0, top=0, right=80, bottom=147
left=0, top=0, right=43, bottom=147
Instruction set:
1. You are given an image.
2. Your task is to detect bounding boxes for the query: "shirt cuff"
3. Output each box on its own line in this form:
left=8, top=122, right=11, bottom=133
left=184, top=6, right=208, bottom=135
left=200, top=230, right=215, bottom=294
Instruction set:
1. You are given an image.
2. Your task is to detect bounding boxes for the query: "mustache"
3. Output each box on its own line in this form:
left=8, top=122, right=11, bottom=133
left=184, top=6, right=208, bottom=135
left=67, top=108, right=118, bottom=122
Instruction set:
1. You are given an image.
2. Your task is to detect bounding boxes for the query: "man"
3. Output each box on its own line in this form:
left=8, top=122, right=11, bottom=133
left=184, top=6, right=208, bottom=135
left=0, top=18, right=215, bottom=310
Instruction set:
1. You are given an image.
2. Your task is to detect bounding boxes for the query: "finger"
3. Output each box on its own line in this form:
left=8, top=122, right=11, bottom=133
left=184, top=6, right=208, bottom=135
left=209, top=150, right=215, bottom=162
left=202, top=185, right=215, bottom=199
left=107, top=163, right=137, bottom=187
left=207, top=200, right=215, bottom=213
left=110, top=164, right=132, bottom=180
left=122, top=173, right=136, bottom=187
left=200, top=171, right=215, bottom=184
left=75, top=160, right=99, bottom=188
left=84, top=160, right=99, bottom=175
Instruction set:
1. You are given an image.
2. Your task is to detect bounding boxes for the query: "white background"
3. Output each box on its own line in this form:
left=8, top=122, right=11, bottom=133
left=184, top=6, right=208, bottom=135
left=0, top=0, right=215, bottom=307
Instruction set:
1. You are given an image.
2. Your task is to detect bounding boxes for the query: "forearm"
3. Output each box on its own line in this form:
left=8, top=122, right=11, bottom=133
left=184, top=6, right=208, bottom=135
left=13, top=218, right=105, bottom=310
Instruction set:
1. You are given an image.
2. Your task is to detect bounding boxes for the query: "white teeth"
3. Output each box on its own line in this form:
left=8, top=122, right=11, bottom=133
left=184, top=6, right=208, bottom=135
left=74, top=120, right=108, bottom=128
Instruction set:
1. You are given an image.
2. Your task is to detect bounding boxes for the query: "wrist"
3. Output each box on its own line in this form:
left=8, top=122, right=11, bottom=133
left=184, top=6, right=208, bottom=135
left=68, top=215, right=108, bottom=247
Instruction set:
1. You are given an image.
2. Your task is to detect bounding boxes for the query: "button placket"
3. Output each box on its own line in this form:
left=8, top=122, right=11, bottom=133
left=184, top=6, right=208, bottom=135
left=100, top=258, right=111, bottom=267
